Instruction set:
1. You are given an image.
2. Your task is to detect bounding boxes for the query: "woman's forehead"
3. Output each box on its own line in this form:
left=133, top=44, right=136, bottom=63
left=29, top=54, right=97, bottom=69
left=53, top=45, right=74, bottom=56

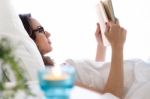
left=30, top=18, right=42, bottom=28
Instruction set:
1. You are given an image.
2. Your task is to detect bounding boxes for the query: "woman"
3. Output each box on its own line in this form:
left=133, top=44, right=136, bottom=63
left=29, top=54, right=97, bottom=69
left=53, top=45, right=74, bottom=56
left=18, top=13, right=150, bottom=99
left=19, top=13, right=127, bottom=98
left=19, top=14, right=54, bottom=66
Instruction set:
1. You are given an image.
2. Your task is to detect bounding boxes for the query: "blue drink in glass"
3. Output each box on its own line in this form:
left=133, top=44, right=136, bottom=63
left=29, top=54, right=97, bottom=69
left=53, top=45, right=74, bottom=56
left=38, top=66, right=76, bottom=99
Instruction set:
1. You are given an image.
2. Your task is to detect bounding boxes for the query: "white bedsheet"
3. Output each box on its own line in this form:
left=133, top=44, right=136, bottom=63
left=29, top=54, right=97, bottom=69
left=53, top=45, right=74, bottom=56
left=65, top=58, right=150, bottom=99
left=124, top=81, right=150, bottom=99
left=13, top=81, right=119, bottom=99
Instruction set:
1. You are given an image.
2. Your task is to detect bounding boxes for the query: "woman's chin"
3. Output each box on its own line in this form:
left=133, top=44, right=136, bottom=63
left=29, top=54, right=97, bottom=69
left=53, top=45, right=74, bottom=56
left=41, top=48, right=52, bottom=55
left=46, top=48, right=53, bottom=54
left=49, top=47, right=53, bottom=52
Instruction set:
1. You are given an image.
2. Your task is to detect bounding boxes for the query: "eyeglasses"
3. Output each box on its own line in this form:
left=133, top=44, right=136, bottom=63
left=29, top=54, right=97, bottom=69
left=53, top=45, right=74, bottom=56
left=32, top=26, right=45, bottom=34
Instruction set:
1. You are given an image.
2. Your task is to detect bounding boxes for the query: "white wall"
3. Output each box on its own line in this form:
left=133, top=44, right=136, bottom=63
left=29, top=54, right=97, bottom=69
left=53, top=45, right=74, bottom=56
left=12, top=0, right=150, bottom=64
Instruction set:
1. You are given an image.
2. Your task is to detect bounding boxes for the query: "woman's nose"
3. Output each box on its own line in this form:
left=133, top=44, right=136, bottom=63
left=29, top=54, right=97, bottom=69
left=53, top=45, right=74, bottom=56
left=45, top=31, right=51, bottom=37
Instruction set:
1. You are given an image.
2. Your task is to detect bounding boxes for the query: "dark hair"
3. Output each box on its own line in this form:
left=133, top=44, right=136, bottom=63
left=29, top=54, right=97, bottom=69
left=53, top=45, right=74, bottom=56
left=19, top=14, right=36, bottom=40
left=19, top=14, right=54, bottom=66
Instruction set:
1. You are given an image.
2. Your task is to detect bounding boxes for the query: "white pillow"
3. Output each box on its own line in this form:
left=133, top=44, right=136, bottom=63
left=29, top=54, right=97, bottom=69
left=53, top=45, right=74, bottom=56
left=0, top=0, right=45, bottom=80
left=0, top=0, right=28, bottom=37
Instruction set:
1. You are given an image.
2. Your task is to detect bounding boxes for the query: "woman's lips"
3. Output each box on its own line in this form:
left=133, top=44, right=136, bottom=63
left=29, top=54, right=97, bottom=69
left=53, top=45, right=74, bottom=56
left=48, top=40, right=51, bottom=44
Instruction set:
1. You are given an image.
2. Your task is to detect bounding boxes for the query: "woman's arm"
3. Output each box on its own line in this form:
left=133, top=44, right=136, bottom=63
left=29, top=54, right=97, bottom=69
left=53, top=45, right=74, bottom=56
left=95, top=23, right=107, bottom=61
left=103, top=22, right=127, bottom=99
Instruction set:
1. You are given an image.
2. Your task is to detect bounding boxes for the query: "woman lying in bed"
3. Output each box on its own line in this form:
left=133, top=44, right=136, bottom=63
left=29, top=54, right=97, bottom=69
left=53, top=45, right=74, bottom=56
left=19, top=13, right=126, bottom=98
left=20, top=13, right=150, bottom=99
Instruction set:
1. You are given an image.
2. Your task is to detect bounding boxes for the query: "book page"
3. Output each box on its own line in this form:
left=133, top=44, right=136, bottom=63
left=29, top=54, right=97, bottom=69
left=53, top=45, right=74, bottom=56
left=102, top=0, right=115, bottom=22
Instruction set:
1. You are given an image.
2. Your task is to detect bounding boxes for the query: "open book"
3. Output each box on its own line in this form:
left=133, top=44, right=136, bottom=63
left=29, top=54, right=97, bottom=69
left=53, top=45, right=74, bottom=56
left=96, top=0, right=116, bottom=46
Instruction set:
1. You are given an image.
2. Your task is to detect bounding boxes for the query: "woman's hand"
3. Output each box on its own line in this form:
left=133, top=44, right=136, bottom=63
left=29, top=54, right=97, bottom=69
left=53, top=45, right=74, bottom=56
left=105, top=22, right=127, bottom=48
left=95, top=23, right=106, bottom=61
left=95, top=23, right=104, bottom=46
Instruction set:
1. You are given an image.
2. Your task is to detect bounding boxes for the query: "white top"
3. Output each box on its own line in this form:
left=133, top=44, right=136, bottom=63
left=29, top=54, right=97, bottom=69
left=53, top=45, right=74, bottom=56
left=65, top=58, right=150, bottom=99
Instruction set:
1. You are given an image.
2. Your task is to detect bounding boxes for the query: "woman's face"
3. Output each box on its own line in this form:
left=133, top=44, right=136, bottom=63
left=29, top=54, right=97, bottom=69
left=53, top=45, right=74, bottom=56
left=30, top=18, right=52, bottom=55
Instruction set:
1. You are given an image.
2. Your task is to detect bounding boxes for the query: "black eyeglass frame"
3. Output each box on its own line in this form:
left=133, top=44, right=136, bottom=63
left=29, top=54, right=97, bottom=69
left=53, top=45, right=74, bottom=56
left=32, top=26, right=45, bottom=34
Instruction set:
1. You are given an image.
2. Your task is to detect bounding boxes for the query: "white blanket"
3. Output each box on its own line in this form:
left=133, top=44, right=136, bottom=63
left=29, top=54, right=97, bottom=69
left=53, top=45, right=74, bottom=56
left=65, top=58, right=150, bottom=99
left=124, top=81, right=150, bottom=99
